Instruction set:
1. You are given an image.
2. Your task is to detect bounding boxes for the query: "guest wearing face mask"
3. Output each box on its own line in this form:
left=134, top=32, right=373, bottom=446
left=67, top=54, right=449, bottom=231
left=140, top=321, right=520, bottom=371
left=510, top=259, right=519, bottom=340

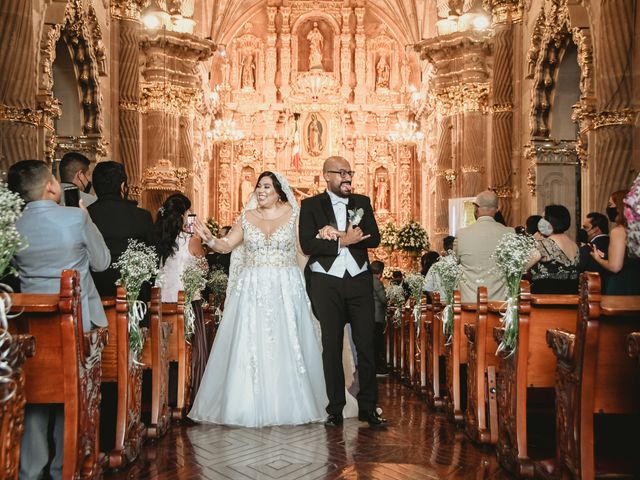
left=59, top=152, right=97, bottom=207
left=528, top=205, right=579, bottom=294
left=589, top=190, right=640, bottom=295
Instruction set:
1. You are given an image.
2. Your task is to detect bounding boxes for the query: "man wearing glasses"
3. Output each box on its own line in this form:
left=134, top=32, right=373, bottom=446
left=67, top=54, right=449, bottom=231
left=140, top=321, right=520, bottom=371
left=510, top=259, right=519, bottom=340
left=299, top=156, right=386, bottom=428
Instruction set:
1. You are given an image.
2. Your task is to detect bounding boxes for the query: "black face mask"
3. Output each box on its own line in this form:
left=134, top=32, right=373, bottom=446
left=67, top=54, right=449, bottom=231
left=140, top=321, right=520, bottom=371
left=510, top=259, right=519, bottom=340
left=606, top=206, right=618, bottom=223
left=83, top=181, right=92, bottom=194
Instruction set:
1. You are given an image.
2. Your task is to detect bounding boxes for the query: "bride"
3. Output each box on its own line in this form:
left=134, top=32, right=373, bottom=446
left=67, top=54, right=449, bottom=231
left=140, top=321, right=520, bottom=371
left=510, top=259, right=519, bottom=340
left=189, top=171, right=356, bottom=427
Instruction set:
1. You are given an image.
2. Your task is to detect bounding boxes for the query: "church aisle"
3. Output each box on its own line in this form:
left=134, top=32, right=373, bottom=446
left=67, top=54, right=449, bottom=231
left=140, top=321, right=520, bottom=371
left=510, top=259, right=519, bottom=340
left=106, top=376, right=513, bottom=479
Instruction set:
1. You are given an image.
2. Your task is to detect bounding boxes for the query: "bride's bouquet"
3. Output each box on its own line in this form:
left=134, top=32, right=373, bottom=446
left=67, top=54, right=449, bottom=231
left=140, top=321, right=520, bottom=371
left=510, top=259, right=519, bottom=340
left=386, top=284, right=406, bottom=326
left=428, top=253, right=462, bottom=340
left=492, top=232, right=537, bottom=354
left=181, top=257, right=209, bottom=339
left=113, top=239, right=159, bottom=358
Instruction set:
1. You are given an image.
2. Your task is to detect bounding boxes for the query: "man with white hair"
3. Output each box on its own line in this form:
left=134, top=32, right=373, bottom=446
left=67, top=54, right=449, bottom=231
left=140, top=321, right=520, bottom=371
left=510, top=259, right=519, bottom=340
left=454, top=190, right=514, bottom=303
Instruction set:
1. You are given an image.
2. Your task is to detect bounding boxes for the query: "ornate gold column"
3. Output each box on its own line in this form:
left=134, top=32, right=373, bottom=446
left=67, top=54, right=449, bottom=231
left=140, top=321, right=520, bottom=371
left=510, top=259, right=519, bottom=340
left=264, top=6, right=278, bottom=103
left=590, top=0, right=636, bottom=209
left=353, top=7, right=366, bottom=104
left=487, top=0, right=522, bottom=223
left=111, top=0, right=144, bottom=198
left=340, top=8, right=352, bottom=100
left=279, top=7, right=292, bottom=99
left=0, top=0, right=40, bottom=169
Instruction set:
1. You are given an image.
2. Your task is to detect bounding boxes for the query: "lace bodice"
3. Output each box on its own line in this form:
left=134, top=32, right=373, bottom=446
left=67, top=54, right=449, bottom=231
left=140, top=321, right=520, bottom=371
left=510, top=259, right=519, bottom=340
left=241, top=211, right=297, bottom=267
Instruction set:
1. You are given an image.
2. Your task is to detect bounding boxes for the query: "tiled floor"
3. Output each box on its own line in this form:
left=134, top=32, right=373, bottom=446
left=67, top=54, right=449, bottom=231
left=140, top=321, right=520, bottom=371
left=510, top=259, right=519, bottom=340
left=106, top=377, right=513, bottom=479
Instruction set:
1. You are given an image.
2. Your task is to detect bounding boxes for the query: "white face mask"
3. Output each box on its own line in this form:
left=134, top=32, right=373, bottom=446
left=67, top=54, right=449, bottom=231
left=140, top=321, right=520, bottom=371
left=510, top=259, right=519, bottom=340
left=538, top=218, right=554, bottom=236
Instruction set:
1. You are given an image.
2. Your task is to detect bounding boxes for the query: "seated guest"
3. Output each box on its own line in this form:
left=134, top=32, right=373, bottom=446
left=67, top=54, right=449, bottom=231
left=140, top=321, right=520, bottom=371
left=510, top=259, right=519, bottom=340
left=8, top=160, right=110, bottom=480
left=494, top=210, right=507, bottom=226
left=578, top=212, right=610, bottom=279
left=442, top=235, right=455, bottom=254
left=370, top=260, right=388, bottom=374
left=390, top=270, right=409, bottom=297
left=454, top=191, right=514, bottom=303
left=59, top=151, right=97, bottom=207
left=207, top=225, right=231, bottom=275
left=528, top=205, right=579, bottom=294
left=590, top=190, right=640, bottom=295
left=420, top=251, right=440, bottom=276
left=88, top=161, right=154, bottom=296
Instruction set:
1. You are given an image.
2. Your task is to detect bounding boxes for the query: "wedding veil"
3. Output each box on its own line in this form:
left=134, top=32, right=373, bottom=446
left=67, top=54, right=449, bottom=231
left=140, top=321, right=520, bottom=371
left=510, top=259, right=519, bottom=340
left=226, top=171, right=300, bottom=300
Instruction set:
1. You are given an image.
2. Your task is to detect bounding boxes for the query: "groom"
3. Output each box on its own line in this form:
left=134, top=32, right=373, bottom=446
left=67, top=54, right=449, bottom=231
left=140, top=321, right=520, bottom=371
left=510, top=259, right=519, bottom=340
left=299, top=156, right=387, bottom=427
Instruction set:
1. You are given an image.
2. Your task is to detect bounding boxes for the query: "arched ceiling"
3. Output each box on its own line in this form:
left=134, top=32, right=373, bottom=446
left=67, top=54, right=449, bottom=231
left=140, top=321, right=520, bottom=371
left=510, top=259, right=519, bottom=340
left=198, top=0, right=438, bottom=44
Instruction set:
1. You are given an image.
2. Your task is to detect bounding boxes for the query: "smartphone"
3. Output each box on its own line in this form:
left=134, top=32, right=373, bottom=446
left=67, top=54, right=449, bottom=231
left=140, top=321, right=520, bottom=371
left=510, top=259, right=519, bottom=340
left=186, top=213, right=196, bottom=234
left=63, top=186, right=80, bottom=207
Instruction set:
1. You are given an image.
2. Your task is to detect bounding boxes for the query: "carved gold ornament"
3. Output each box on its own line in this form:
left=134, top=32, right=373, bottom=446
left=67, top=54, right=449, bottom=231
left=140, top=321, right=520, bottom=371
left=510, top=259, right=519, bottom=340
left=593, top=110, right=636, bottom=130
left=142, top=159, right=190, bottom=191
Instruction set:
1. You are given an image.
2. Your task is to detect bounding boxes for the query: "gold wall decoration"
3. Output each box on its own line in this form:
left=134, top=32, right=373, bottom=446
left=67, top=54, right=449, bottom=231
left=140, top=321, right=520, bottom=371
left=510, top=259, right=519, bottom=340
left=142, top=159, right=190, bottom=191
left=593, top=110, right=636, bottom=130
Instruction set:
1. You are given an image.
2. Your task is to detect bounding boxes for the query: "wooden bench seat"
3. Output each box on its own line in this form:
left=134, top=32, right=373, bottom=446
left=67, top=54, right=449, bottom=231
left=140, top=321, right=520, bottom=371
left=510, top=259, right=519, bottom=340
left=10, top=270, right=107, bottom=479
left=444, top=292, right=472, bottom=423
left=425, top=295, right=444, bottom=409
left=163, top=292, right=192, bottom=419
left=100, top=288, right=147, bottom=469
left=547, top=272, right=640, bottom=479
left=464, top=287, right=502, bottom=444
left=0, top=332, right=35, bottom=480
left=493, top=281, right=578, bottom=477
left=141, top=287, right=172, bottom=438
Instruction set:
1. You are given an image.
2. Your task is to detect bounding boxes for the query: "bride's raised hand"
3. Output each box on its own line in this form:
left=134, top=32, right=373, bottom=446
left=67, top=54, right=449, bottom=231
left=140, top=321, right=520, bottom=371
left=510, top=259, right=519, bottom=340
left=193, top=218, right=214, bottom=244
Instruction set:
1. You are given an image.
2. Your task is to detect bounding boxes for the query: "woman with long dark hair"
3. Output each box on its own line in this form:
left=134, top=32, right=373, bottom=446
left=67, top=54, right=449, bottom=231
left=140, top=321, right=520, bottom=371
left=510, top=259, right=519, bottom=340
left=154, top=193, right=208, bottom=402
left=590, top=189, right=640, bottom=295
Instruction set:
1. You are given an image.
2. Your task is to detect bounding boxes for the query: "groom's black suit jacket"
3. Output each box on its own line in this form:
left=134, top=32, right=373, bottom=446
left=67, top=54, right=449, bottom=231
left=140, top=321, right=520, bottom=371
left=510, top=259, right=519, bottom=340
left=299, top=192, right=380, bottom=272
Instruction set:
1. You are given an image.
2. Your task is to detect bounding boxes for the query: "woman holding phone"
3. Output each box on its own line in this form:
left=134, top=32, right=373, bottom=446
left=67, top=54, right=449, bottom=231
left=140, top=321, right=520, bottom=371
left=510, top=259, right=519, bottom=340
left=154, top=193, right=208, bottom=400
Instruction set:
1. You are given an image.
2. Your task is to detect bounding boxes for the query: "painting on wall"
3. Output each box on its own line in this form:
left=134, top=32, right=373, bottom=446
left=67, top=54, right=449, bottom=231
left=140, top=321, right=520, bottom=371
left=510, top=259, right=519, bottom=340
left=303, top=112, right=328, bottom=158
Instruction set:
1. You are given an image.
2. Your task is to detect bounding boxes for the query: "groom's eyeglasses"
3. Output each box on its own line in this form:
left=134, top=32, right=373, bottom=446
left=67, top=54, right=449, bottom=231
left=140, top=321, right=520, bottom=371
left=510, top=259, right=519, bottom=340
left=327, top=170, right=355, bottom=178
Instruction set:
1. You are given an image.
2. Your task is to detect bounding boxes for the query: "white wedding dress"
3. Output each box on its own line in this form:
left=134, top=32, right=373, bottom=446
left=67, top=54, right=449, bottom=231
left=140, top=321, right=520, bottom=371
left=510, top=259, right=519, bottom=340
left=189, top=211, right=333, bottom=427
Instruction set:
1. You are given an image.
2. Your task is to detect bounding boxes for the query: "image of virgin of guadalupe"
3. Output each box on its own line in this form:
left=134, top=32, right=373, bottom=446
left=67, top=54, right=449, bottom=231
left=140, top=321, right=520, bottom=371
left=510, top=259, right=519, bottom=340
left=305, top=113, right=324, bottom=157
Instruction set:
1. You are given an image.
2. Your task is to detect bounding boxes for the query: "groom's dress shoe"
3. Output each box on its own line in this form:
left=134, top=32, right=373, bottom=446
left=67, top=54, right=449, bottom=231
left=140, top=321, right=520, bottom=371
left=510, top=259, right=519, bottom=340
left=324, top=414, right=343, bottom=427
left=358, top=409, right=388, bottom=427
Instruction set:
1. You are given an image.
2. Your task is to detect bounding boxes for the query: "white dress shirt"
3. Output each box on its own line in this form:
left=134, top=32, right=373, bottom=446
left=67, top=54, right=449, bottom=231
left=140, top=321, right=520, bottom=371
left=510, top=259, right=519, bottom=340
left=310, top=190, right=368, bottom=278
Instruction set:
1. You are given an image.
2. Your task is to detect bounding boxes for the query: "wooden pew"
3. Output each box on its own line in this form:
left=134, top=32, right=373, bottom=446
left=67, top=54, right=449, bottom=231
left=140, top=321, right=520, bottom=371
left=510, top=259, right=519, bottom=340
left=163, top=291, right=192, bottom=419
left=415, top=295, right=428, bottom=393
left=425, top=294, right=445, bottom=409
left=493, top=281, right=578, bottom=477
left=404, top=300, right=417, bottom=386
left=10, top=270, right=107, bottom=480
left=141, top=287, right=172, bottom=439
left=628, top=331, right=640, bottom=364
left=385, top=306, right=394, bottom=373
left=464, top=286, right=501, bottom=444
left=100, top=288, right=147, bottom=469
left=547, top=272, right=640, bottom=479
left=0, top=332, right=35, bottom=480
left=444, top=292, right=473, bottom=423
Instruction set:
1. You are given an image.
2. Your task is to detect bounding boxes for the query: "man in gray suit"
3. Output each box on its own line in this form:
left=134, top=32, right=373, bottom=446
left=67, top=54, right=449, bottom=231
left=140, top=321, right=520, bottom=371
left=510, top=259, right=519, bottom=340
left=8, top=159, right=110, bottom=480
left=454, top=190, right=514, bottom=304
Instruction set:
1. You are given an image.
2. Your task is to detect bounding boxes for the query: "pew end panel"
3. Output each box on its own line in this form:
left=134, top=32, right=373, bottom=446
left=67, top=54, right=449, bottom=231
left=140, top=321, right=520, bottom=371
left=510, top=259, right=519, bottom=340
left=426, top=293, right=445, bottom=409
left=445, top=293, right=473, bottom=424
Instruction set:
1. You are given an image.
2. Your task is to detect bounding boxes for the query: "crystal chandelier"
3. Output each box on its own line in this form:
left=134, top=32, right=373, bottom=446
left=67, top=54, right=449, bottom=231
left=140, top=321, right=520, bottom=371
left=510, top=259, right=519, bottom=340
left=206, top=119, right=244, bottom=144
left=387, top=120, right=424, bottom=145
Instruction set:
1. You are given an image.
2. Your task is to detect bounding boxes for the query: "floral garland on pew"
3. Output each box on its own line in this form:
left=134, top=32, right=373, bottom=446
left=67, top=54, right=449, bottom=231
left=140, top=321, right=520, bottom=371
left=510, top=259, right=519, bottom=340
left=0, top=180, right=26, bottom=403
left=492, top=232, right=537, bottom=354
left=207, top=266, right=228, bottom=325
left=405, top=272, right=425, bottom=338
left=386, top=284, right=406, bottom=326
left=113, top=239, right=159, bottom=358
left=180, top=257, right=209, bottom=340
left=428, top=253, right=462, bottom=341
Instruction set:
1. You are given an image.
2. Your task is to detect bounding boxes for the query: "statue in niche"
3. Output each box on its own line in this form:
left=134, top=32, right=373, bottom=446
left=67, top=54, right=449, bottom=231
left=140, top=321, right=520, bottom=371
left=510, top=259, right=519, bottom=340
left=376, top=55, right=390, bottom=90
left=305, top=113, right=324, bottom=157
left=240, top=169, right=255, bottom=208
left=240, top=54, right=256, bottom=90
left=375, top=172, right=389, bottom=212
left=307, top=22, right=324, bottom=71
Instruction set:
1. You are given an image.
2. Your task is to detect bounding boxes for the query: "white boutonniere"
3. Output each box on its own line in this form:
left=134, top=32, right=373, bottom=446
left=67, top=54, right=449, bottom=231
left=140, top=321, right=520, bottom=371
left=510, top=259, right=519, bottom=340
left=348, top=208, right=364, bottom=226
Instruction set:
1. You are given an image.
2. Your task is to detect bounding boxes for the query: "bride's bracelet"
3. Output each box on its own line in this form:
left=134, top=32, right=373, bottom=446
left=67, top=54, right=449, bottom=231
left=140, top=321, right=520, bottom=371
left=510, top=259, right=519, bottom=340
left=206, top=237, right=216, bottom=249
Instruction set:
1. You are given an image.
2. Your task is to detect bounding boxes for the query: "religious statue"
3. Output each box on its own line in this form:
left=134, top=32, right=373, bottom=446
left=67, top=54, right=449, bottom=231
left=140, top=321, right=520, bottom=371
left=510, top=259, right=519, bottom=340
left=375, top=174, right=389, bottom=212
left=307, top=22, right=324, bottom=71
left=240, top=54, right=255, bottom=90
left=305, top=113, right=323, bottom=157
left=376, top=55, right=390, bottom=90
left=240, top=171, right=254, bottom=207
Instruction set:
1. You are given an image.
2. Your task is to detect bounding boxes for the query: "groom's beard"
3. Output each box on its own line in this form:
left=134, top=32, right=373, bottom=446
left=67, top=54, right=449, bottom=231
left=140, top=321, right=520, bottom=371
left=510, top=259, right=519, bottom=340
left=330, top=180, right=352, bottom=197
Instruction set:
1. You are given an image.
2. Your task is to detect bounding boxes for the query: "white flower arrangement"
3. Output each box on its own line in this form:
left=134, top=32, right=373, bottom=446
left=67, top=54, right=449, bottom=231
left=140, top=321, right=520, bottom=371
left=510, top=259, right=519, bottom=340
left=0, top=181, right=26, bottom=278
left=380, top=222, right=399, bottom=250
left=181, top=257, right=209, bottom=339
left=397, top=220, right=429, bottom=252
left=113, top=239, right=159, bottom=358
left=492, top=232, right=537, bottom=354
left=348, top=208, right=364, bottom=226
left=406, top=272, right=425, bottom=336
left=428, top=253, right=462, bottom=339
left=386, top=284, right=406, bottom=325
